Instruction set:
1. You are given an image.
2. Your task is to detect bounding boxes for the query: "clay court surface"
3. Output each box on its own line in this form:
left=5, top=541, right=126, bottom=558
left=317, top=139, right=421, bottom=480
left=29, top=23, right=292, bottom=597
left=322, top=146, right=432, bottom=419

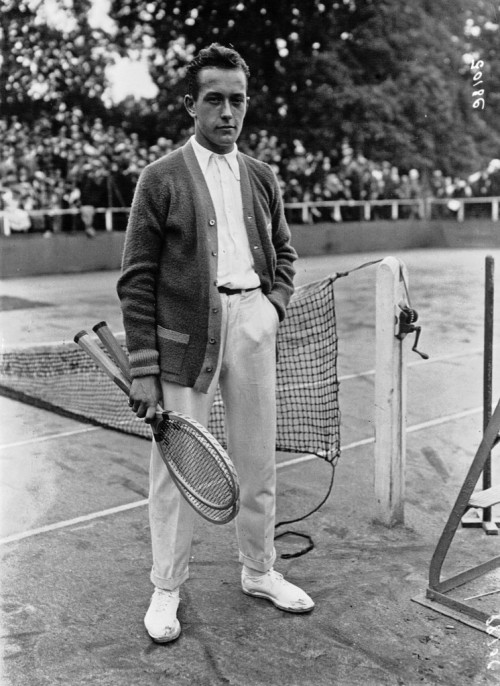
left=1, top=247, right=500, bottom=685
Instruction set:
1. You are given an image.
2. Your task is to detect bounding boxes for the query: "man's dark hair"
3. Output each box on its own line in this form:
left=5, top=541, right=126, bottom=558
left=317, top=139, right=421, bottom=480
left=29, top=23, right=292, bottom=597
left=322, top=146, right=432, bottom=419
left=186, top=43, right=250, bottom=99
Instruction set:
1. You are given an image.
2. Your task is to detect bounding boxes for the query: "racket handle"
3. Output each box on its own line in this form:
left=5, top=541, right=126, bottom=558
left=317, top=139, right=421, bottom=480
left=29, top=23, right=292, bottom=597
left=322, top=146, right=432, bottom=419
left=92, top=321, right=132, bottom=382
left=74, top=330, right=131, bottom=396
left=91, top=323, right=164, bottom=416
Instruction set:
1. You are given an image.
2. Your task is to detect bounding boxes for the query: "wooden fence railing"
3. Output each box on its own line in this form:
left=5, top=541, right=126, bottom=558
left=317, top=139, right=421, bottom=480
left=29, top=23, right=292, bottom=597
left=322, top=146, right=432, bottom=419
left=1, top=196, right=499, bottom=236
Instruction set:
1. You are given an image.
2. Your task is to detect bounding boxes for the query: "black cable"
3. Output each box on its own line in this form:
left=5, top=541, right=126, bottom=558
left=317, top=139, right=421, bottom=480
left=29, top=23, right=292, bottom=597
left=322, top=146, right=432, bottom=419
left=274, top=461, right=336, bottom=558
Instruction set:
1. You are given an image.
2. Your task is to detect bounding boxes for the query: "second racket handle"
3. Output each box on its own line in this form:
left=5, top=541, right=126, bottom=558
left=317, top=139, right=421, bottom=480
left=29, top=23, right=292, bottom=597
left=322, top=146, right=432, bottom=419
left=92, top=321, right=132, bottom=382
left=74, top=330, right=131, bottom=396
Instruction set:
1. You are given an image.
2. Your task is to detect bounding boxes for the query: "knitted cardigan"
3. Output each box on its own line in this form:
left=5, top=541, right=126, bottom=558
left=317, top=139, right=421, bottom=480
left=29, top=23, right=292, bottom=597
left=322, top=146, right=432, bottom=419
left=117, top=140, right=297, bottom=393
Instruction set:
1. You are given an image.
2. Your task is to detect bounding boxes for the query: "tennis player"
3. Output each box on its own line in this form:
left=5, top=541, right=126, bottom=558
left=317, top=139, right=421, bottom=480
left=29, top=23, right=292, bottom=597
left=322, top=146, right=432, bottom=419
left=117, top=43, right=314, bottom=643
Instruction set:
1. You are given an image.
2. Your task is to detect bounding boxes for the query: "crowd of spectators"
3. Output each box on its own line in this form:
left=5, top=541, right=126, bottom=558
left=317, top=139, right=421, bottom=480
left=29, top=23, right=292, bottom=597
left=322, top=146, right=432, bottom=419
left=0, top=107, right=175, bottom=235
left=242, top=135, right=500, bottom=223
left=2, top=107, right=500, bottom=234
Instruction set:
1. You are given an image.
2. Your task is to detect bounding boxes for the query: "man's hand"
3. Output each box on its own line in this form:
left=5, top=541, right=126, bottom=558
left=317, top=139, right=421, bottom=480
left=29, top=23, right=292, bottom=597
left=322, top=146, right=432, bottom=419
left=129, top=375, right=162, bottom=424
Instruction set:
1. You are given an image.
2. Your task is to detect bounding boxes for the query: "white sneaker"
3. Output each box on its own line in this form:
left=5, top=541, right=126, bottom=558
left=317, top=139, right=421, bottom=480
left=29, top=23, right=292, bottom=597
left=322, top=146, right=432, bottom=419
left=144, top=588, right=181, bottom=643
left=241, top=568, right=315, bottom=613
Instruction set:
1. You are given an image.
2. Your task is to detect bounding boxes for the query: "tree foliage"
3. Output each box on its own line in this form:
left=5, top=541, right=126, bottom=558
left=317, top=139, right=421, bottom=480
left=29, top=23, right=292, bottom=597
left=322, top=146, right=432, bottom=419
left=2, top=0, right=499, bottom=176
left=106, top=0, right=499, bottom=174
left=461, top=0, right=500, bottom=162
left=0, top=0, right=110, bottom=121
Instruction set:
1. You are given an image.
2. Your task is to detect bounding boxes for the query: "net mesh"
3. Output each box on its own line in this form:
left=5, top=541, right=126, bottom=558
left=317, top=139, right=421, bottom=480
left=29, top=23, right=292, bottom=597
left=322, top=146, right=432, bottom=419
left=0, top=276, right=340, bottom=464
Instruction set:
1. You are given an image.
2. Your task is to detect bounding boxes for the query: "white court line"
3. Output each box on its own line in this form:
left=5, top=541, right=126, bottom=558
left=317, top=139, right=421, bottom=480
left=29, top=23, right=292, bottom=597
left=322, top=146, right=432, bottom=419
left=0, top=426, right=100, bottom=452
left=0, top=405, right=483, bottom=546
left=406, top=406, right=483, bottom=433
left=276, top=406, right=483, bottom=469
left=280, top=346, right=495, bottom=390
left=0, top=499, right=148, bottom=545
left=338, top=345, right=498, bottom=382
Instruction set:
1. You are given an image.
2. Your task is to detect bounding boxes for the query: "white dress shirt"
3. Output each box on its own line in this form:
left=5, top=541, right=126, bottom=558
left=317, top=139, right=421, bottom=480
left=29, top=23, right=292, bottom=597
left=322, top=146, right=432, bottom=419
left=190, top=136, right=260, bottom=290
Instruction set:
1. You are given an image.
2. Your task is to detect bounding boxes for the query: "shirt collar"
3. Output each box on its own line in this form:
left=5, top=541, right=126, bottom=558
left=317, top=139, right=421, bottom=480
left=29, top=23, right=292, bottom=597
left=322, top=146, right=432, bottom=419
left=190, top=135, right=240, bottom=181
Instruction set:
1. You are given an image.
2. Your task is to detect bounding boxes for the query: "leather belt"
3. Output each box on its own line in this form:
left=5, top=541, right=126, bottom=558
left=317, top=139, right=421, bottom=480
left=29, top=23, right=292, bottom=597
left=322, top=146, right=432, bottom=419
left=217, top=285, right=260, bottom=295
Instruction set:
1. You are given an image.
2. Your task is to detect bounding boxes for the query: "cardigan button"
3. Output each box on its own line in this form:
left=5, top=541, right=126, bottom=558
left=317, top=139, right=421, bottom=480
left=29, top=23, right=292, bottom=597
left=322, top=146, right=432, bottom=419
left=209, top=338, right=216, bottom=344
left=209, top=219, right=215, bottom=226
left=206, top=366, right=213, bottom=373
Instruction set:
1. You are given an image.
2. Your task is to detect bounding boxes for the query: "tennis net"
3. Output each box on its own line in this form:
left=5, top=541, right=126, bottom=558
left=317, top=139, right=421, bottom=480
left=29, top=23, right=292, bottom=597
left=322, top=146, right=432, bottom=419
left=0, top=276, right=340, bottom=464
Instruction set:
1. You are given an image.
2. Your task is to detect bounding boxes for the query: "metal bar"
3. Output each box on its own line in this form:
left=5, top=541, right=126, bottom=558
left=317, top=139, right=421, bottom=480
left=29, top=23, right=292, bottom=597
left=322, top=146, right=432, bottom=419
left=425, top=588, right=491, bottom=626
left=412, top=592, right=493, bottom=633
left=483, top=256, right=495, bottom=524
left=429, top=398, right=500, bottom=588
left=433, top=554, right=500, bottom=594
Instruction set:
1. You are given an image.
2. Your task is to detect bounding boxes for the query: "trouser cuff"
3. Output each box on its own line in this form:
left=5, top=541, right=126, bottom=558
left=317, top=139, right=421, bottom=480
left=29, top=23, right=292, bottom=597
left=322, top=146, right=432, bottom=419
left=150, top=567, right=189, bottom=591
left=239, top=549, right=276, bottom=574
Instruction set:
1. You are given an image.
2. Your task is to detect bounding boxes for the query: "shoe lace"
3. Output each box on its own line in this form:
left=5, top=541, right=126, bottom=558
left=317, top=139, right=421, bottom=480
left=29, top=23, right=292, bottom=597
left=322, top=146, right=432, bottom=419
left=269, top=570, right=284, bottom=583
left=153, top=589, right=178, bottom=612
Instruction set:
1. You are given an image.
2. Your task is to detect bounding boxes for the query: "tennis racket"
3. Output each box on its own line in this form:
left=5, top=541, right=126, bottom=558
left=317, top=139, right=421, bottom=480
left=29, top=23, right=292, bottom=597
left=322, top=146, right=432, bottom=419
left=74, top=329, right=239, bottom=524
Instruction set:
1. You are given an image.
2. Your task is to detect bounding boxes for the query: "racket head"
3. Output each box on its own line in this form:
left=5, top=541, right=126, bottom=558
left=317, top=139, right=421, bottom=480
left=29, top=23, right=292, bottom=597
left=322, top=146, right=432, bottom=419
left=76, top=327, right=239, bottom=524
left=168, top=474, right=240, bottom=525
left=152, top=410, right=240, bottom=518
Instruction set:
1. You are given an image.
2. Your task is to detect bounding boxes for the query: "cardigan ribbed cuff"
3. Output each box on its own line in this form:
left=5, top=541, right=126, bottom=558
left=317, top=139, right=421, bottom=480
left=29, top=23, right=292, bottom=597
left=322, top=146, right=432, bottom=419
left=129, top=348, right=160, bottom=378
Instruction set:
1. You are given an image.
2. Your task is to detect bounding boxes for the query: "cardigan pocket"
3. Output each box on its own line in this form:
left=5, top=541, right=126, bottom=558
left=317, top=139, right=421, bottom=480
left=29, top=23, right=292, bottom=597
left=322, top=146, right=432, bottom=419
left=157, top=325, right=190, bottom=375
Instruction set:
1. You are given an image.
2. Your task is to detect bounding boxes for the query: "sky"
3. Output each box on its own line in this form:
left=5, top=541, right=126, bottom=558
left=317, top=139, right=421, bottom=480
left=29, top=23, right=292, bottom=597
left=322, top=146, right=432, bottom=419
left=88, top=0, right=159, bottom=103
left=38, top=0, right=154, bottom=103
left=105, top=56, right=159, bottom=103
left=87, top=0, right=116, bottom=34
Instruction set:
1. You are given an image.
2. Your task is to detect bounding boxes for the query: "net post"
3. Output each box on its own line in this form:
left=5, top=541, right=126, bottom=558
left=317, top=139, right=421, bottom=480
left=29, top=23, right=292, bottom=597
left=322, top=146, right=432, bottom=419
left=482, top=255, right=497, bottom=533
left=374, top=256, right=408, bottom=526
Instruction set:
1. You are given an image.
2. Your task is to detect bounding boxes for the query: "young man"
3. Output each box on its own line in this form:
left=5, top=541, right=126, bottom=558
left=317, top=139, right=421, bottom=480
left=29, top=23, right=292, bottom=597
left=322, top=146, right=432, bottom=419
left=117, top=43, right=314, bottom=644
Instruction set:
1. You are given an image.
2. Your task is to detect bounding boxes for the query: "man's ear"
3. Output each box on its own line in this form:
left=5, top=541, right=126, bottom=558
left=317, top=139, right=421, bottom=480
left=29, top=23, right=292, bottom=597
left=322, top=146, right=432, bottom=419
left=184, top=94, right=196, bottom=118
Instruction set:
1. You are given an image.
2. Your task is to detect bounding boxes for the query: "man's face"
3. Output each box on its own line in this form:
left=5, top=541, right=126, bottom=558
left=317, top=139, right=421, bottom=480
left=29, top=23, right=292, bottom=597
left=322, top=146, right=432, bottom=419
left=185, top=67, right=248, bottom=154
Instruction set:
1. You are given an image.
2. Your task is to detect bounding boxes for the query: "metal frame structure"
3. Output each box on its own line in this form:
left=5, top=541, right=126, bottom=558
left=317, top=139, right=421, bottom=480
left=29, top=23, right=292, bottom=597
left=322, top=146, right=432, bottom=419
left=414, top=256, right=499, bottom=632
left=462, top=256, right=499, bottom=533
left=413, top=399, right=500, bottom=632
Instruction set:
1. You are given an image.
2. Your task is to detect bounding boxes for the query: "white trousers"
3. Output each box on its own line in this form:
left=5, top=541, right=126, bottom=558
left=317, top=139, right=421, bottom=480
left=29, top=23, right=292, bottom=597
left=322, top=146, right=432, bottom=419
left=149, top=288, right=279, bottom=590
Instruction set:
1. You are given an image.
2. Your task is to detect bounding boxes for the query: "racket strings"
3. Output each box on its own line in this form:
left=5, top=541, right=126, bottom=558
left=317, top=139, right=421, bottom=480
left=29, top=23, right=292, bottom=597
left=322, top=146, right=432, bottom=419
left=156, top=418, right=237, bottom=509
left=180, top=490, right=238, bottom=524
